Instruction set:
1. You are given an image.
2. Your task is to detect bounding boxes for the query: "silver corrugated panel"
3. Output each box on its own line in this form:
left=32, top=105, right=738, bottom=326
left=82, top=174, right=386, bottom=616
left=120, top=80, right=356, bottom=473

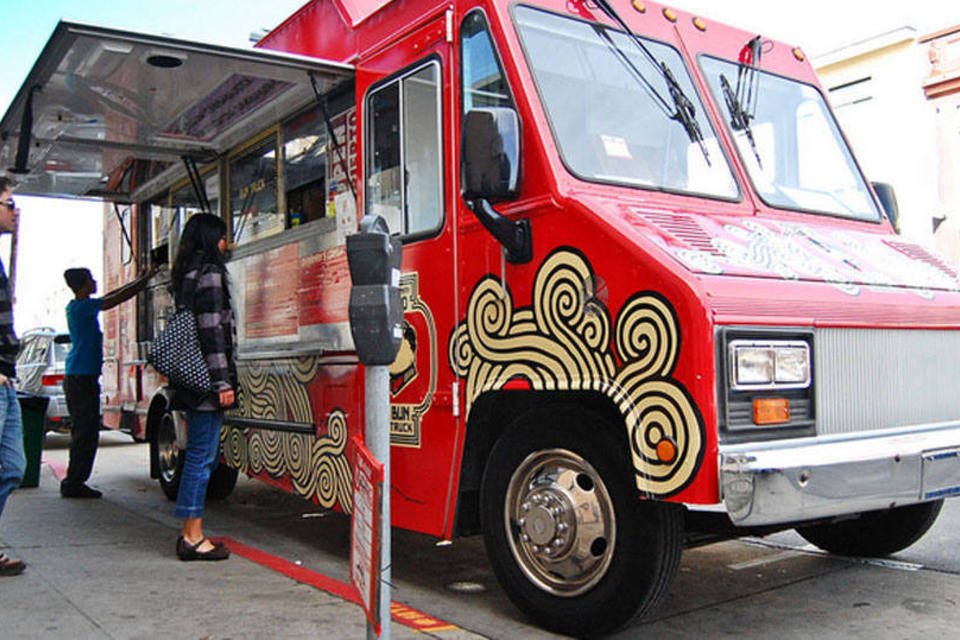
left=816, top=328, right=960, bottom=435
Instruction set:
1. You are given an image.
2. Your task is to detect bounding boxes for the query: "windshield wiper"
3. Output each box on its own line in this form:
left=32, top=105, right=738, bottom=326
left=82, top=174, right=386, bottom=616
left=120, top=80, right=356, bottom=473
left=661, top=62, right=709, bottom=163
left=720, top=74, right=761, bottom=167
left=590, top=0, right=710, bottom=165
left=721, top=36, right=764, bottom=167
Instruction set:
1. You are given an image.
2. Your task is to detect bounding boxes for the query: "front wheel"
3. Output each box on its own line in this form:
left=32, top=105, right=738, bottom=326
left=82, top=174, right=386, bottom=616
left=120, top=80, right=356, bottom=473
left=796, top=499, right=943, bottom=557
left=480, top=411, right=684, bottom=637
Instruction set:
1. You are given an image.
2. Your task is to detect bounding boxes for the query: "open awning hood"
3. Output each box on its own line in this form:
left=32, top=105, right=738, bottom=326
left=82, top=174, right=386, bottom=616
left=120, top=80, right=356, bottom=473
left=0, top=21, right=354, bottom=202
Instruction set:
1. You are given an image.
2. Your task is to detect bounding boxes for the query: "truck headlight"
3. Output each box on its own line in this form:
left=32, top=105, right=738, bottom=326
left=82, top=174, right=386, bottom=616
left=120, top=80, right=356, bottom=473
left=730, top=340, right=811, bottom=389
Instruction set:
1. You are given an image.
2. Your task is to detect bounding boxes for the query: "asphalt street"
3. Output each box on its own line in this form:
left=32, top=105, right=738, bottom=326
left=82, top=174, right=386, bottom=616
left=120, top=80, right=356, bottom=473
left=2, top=431, right=960, bottom=639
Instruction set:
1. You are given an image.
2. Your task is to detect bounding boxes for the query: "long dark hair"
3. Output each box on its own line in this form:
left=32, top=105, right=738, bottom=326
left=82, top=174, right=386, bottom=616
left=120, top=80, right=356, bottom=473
left=171, top=213, right=227, bottom=295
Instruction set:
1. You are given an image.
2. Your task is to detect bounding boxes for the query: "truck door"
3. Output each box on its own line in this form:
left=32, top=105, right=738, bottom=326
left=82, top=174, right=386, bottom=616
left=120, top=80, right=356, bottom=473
left=361, top=10, right=460, bottom=536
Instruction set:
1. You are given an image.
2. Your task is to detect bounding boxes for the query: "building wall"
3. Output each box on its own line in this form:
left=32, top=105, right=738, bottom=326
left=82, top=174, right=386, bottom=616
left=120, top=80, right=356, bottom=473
left=815, top=29, right=940, bottom=249
left=921, top=26, right=960, bottom=265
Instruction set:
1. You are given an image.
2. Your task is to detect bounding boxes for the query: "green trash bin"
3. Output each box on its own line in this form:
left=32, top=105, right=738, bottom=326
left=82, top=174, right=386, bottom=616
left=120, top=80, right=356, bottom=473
left=17, top=393, right=49, bottom=488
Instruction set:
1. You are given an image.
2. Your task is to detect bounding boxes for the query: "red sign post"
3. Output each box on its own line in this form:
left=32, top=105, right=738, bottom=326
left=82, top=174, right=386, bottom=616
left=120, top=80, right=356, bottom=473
left=351, top=436, right=384, bottom=635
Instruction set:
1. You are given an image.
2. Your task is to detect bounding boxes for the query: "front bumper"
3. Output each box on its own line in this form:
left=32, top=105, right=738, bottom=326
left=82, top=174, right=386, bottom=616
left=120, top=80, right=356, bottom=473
left=720, top=421, right=960, bottom=526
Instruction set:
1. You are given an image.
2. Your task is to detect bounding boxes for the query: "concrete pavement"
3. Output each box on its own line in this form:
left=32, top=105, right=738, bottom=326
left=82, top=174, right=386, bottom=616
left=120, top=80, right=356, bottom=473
left=7, top=431, right=960, bottom=639
left=0, top=432, right=488, bottom=640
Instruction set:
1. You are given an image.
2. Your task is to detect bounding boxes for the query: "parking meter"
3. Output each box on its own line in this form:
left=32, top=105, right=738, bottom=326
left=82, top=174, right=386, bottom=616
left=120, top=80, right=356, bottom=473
left=347, top=215, right=403, bottom=365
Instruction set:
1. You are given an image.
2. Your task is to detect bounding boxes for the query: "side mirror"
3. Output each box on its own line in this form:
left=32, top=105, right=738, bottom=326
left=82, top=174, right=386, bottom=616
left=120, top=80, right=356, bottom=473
left=872, top=181, right=900, bottom=234
left=461, top=107, right=521, bottom=201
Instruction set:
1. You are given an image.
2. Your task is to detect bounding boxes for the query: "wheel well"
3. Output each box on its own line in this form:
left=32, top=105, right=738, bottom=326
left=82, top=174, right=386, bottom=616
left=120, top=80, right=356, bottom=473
left=146, top=393, right=170, bottom=479
left=453, top=390, right=628, bottom=537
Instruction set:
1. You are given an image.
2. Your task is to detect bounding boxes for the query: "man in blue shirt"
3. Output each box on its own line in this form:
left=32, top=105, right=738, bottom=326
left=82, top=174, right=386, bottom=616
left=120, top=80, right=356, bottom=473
left=61, top=265, right=158, bottom=498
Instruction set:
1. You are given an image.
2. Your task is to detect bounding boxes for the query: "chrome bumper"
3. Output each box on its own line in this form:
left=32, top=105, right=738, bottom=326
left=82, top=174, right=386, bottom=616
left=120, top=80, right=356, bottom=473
left=720, top=422, right=960, bottom=526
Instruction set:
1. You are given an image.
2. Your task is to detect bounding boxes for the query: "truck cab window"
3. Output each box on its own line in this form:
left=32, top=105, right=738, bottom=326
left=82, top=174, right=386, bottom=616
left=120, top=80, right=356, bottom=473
left=365, top=61, right=443, bottom=236
left=461, top=11, right=514, bottom=110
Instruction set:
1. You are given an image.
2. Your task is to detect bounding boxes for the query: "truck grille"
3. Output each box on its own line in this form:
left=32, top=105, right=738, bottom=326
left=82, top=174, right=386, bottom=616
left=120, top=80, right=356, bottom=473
left=816, top=328, right=960, bottom=435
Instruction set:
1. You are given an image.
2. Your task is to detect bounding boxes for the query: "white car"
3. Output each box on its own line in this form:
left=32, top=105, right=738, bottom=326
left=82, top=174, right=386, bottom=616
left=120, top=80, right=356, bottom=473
left=16, top=328, right=72, bottom=432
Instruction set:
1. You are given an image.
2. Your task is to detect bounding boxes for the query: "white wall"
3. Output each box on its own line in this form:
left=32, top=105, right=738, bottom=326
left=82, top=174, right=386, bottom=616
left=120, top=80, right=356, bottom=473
left=815, top=31, right=940, bottom=246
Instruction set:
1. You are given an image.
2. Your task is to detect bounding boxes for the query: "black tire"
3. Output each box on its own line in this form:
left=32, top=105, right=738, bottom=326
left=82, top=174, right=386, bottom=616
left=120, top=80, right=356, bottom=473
left=796, top=499, right=944, bottom=557
left=206, top=463, right=239, bottom=500
left=155, top=407, right=239, bottom=502
left=480, top=409, right=684, bottom=637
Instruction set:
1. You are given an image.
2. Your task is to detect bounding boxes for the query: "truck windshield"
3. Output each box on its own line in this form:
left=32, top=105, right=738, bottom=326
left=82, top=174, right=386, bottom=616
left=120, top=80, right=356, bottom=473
left=700, top=56, right=881, bottom=221
left=513, top=6, right=738, bottom=199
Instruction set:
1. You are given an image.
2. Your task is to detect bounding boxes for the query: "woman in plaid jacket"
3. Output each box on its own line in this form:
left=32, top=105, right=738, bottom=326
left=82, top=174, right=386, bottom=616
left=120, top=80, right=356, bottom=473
left=170, top=213, right=236, bottom=561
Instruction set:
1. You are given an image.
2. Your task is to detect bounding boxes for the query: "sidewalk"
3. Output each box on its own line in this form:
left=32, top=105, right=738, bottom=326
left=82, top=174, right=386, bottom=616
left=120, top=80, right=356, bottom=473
left=0, top=433, right=488, bottom=640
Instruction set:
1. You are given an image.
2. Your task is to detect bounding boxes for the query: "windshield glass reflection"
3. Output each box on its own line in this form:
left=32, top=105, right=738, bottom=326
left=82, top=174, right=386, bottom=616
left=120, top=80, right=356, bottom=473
left=700, top=56, right=880, bottom=221
left=513, top=6, right=738, bottom=200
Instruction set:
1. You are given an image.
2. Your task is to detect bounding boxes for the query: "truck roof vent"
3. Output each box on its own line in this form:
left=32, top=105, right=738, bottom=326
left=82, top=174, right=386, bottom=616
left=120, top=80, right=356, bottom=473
left=883, top=239, right=959, bottom=280
left=637, top=209, right=723, bottom=256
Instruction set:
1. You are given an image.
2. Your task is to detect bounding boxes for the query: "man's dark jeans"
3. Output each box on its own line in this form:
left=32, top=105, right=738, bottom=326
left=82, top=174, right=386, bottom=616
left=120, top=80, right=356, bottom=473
left=62, top=375, right=101, bottom=492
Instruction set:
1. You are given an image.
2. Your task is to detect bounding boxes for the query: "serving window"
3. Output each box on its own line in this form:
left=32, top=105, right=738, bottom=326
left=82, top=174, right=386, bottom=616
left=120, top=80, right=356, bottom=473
left=283, top=110, right=327, bottom=227
left=230, top=135, right=282, bottom=246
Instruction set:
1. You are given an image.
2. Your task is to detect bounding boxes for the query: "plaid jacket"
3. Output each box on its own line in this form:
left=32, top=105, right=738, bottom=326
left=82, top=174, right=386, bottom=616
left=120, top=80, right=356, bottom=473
left=175, top=262, right=236, bottom=410
left=0, top=259, right=19, bottom=378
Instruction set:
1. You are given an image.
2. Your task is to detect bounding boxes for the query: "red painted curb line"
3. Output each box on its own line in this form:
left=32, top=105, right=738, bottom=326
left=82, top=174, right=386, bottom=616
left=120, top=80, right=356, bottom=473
left=43, top=458, right=67, bottom=481
left=215, top=536, right=458, bottom=633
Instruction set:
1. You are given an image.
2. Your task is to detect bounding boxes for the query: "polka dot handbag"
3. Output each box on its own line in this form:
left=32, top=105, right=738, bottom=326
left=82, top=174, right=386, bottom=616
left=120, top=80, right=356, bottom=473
left=147, top=307, right=213, bottom=394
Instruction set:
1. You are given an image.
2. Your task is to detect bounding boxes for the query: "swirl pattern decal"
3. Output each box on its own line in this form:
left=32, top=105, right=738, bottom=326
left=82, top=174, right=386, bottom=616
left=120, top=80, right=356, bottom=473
left=449, top=248, right=703, bottom=497
left=221, top=355, right=353, bottom=511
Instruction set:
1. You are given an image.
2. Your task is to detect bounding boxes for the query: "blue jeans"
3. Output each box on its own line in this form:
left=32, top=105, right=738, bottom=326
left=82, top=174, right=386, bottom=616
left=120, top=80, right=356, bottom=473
left=0, top=385, right=25, bottom=518
left=174, top=410, right=223, bottom=519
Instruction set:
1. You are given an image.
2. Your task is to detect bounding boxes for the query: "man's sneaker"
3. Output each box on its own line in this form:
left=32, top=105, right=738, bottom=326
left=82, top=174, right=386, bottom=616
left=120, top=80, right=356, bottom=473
left=60, top=484, right=102, bottom=499
left=0, top=553, right=25, bottom=576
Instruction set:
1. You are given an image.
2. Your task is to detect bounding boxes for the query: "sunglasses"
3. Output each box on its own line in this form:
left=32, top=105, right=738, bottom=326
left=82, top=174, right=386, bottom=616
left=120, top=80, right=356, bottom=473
left=0, top=199, right=15, bottom=211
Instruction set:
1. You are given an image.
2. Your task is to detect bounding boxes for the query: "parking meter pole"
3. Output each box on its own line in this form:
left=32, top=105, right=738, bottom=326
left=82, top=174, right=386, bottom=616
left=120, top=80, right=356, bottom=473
left=346, top=214, right=402, bottom=640
left=366, top=365, right=390, bottom=640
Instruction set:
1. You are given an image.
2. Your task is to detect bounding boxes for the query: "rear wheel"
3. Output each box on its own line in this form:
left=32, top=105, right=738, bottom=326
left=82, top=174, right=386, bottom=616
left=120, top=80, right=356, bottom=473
left=154, top=407, right=238, bottom=502
left=206, top=463, right=238, bottom=500
left=480, top=411, right=684, bottom=637
left=156, top=408, right=183, bottom=501
left=796, top=500, right=943, bottom=557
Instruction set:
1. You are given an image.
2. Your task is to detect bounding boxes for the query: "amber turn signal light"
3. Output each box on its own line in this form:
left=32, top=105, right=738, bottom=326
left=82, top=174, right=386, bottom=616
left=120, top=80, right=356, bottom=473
left=656, top=437, right=678, bottom=463
left=753, top=398, right=790, bottom=425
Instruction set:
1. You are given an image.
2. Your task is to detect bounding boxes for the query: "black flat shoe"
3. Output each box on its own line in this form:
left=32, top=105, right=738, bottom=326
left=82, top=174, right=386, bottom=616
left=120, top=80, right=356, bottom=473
left=176, top=536, right=230, bottom=561
left=61, top=484, right=102, bottom=499
left=0, top=553, right=25, bottom=576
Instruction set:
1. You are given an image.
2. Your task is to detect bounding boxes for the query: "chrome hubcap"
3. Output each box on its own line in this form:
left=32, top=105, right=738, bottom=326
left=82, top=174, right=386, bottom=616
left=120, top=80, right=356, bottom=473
left=157, top=413, right=180, bottom=484
left=505, top=448, right=615, bottom=597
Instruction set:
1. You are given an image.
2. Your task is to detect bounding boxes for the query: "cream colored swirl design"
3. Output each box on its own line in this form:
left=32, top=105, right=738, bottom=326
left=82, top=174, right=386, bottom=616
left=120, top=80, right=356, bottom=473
left=222, top=422, right=248, bottom=470
left=221, top=353, right=352, bottom=512
left=449, top=248, right=704, bottom=497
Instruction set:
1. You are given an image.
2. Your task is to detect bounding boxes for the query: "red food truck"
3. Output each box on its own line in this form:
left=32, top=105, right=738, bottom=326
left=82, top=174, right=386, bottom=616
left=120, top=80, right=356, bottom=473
left=4, top=0, right=960, bottom=634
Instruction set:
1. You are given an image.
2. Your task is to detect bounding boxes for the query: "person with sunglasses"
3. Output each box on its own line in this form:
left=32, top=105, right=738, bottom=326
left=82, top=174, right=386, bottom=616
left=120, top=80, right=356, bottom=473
left=0, top=176, right=25, bottom=576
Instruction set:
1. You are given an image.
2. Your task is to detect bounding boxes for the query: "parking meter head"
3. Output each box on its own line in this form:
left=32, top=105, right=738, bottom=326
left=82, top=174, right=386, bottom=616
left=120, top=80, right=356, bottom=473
left=347, top=219, right=401, bottom=287
left=347, top=216, right=404, bottom=365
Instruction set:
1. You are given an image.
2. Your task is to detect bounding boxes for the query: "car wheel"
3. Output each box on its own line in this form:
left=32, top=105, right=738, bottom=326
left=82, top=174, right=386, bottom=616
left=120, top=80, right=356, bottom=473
left=480, top=410, right=684, bottom=637
left=796, top=499, right=943, bottom=557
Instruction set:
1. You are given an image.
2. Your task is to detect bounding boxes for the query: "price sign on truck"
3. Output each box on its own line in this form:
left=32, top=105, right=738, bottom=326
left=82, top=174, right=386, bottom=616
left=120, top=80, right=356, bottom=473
left=350, top=436, right=383, bottom=635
